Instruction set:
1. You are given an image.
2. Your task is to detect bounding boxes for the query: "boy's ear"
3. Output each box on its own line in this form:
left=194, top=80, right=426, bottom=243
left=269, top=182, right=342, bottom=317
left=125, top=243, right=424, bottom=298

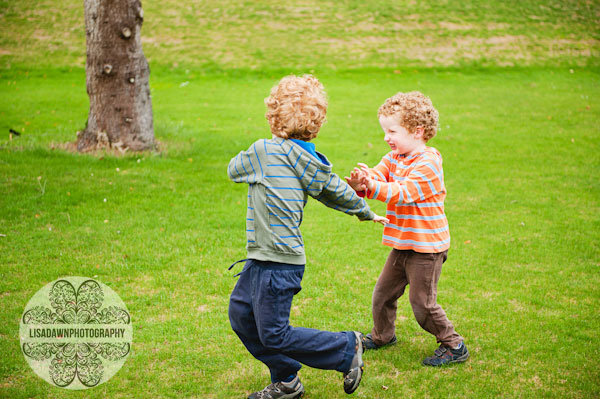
left=414, top=126, right=425, bottom=139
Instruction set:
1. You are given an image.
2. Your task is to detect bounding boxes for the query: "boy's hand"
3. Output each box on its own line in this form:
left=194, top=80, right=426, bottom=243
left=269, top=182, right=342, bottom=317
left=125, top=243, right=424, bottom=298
left=370, top=213, right=389, bottom=225
left=345, top=167, right=367, bottom=192
left=356, top=163, right=376, bottom=192
left=358, top=172, right=376, bottom=192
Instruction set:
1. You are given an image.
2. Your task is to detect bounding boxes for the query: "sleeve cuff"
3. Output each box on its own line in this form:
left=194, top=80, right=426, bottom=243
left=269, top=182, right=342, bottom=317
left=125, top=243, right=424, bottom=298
left=358, top=209, right=375, bottom=221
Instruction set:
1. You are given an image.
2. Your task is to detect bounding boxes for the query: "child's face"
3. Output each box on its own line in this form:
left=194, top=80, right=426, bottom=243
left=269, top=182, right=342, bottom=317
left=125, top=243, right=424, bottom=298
left=379, top=115, right=425, bottom=156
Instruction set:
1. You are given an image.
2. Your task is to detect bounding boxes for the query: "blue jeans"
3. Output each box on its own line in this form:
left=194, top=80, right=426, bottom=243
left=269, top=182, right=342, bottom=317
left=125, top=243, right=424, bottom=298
left=228, top=259, right=356, bottom=383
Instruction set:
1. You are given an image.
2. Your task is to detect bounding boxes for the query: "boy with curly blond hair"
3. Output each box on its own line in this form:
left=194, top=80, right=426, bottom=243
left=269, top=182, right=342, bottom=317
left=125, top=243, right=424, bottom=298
left=346, top=91, right=469, bottom=366
left=227, top=74, right=388, bottom=398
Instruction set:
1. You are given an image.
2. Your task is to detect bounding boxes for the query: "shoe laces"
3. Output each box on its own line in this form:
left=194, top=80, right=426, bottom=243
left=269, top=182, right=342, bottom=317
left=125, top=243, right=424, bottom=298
left=257, top=381, right=297, bottom=399
left=255, top=383, right=281, bottom=399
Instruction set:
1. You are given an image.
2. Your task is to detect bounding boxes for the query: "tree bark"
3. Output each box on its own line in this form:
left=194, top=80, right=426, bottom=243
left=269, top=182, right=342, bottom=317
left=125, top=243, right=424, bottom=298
left=79, top=0, right=154, bottom=152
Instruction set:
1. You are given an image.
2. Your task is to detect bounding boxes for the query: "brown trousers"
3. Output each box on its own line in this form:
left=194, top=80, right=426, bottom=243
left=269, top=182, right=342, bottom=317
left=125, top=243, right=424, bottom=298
left=370, top=249, right=463, bottom=348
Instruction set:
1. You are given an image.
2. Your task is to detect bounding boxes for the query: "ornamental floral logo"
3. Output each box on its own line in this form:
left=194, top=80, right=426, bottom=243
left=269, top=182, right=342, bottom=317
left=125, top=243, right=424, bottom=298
left=19, top=276, right=133, bottom=389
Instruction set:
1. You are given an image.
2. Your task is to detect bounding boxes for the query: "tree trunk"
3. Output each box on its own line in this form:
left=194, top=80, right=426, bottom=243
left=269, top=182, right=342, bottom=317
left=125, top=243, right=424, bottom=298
left=79, top=0, right=154, bottom=152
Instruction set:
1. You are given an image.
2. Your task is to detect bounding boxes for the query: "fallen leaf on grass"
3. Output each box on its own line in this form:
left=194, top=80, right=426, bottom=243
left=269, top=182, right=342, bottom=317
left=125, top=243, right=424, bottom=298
left=464, top=240, right=471, bottom=244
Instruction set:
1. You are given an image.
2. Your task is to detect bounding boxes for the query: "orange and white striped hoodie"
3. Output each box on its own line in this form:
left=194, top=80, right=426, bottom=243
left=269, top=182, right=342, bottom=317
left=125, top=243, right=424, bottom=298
left=363, top=147, right=450, bottom=253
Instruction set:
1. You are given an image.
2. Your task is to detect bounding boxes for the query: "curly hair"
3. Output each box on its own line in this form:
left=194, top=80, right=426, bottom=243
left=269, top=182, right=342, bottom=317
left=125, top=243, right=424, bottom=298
left=378, top=91, right=439, bottom=142
left=265, top=74, right=327, bottom=141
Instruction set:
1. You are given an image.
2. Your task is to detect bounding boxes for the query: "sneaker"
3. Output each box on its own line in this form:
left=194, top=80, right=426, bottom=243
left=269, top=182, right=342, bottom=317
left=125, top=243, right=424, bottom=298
left=247, top=376, right=304, bottom=399
left=422, top=342, right=469, bottom=367
left=343, top=332, right=365, bottom=394
left=363, top=333, right=397, bottom=350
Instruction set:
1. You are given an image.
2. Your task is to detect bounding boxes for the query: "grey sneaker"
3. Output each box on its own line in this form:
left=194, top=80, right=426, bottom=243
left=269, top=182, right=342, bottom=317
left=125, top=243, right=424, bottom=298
left=247, top=376, right=304, bottom=399
left=422, top=342, right=469, bottom=367
left=363, top=333, right=397, bottom=350
left=343, top=332, right=365, bottom=394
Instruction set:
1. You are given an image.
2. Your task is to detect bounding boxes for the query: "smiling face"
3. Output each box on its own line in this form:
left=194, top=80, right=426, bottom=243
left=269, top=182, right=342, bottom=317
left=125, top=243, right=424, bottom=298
left=379, top=115, right=426, bottom=156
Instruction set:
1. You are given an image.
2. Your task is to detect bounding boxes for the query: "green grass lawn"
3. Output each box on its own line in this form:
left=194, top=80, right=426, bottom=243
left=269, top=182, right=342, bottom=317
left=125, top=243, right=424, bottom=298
left=1, top=66, right=598, bottom=398
left=1, top=0, right=600, bottom=398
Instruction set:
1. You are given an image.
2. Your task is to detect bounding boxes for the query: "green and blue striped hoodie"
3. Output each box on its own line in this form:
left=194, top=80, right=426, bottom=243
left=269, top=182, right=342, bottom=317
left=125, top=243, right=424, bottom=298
left=228, top=137, right=375, bottom=265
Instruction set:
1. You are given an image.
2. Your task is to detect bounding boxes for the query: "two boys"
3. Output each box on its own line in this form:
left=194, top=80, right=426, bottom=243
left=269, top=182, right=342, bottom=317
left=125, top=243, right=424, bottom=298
left=227, top=75, right=467, bottom=398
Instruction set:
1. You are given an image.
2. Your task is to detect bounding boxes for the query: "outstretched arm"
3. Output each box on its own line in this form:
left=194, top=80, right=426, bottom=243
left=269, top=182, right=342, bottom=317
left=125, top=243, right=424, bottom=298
left=313, top=172, right=372, bottom=219
left=312, top=172, right=389, bottom=224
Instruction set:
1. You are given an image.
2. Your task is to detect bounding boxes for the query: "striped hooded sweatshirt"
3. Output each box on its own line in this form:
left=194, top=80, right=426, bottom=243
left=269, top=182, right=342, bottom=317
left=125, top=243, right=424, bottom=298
left=364, top=147, right=450, bottom=253
left=228, top=137, right=375, bottom=265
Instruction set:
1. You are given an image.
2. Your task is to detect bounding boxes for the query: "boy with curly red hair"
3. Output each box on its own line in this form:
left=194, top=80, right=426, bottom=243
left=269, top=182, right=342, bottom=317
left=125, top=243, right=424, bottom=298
left=346, top=91, right=469, bottom=366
